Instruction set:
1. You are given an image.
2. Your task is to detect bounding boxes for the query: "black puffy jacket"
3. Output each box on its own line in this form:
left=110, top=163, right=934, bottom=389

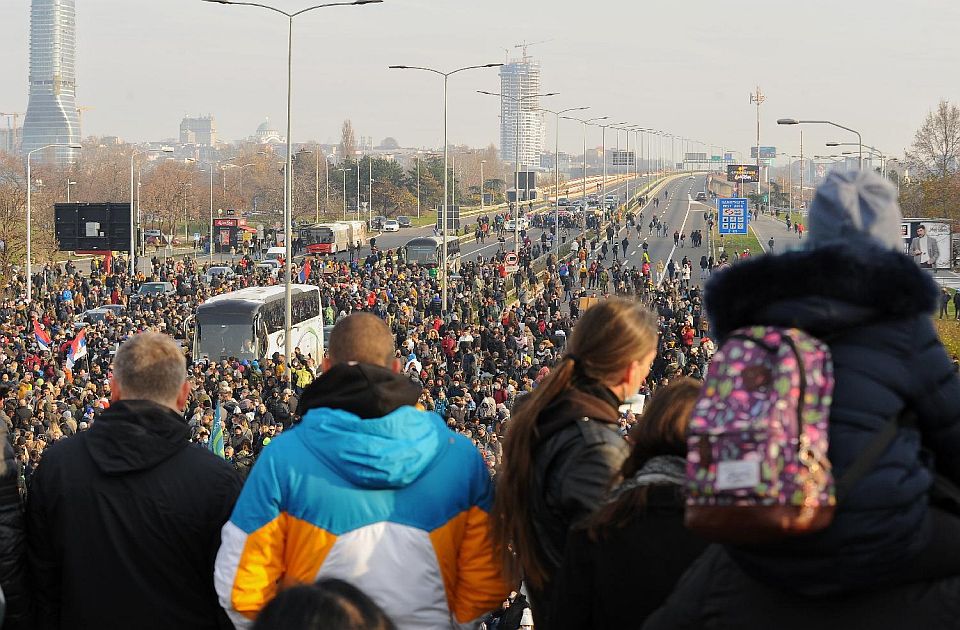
left=705, top=244, right=960, bottom=594
left=644, top=545, right=960, bottom=630
left=26, top=400, right=243, bottom=629
left=0, top=431, right=27, bottom=629
left=525, top=385, right=629, bottom=629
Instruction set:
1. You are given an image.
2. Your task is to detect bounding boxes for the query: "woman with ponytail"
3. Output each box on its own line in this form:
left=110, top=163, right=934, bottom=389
left=491, top=298, right=658, bottom=628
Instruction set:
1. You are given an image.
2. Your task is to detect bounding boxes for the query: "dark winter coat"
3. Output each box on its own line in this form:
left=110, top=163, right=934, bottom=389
left=643, top=546, right=960, bottom=630
left=525, top=384, right=629, bottom=629
left=0, top=433, right=27, bottom=630
left=26, top=400, right=243, bottom=629
left=705, top=244, right=960, bottom=594
left=553, top=485, right=708, bottom=630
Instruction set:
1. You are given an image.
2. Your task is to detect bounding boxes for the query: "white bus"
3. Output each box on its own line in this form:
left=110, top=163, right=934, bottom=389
left=404, top=236, right=461, bottom=272
left=193, top=284, right=324, bottom=362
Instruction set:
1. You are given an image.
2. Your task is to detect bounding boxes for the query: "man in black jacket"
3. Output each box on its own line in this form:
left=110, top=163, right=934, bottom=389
left=26, top=332, right=242, bottom=629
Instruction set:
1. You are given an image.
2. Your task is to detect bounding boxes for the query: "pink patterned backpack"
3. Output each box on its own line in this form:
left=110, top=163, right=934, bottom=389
left=685, top=326, right=838, bottom=543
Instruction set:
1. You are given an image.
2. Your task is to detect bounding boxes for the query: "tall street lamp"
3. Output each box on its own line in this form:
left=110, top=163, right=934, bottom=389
left=390, top=62, right=502, bottom=313
left=778, top=118, right=863, bottom=169
left=478, top=90, right=558, bottom=256
left=27, top=143, right=82, bottom=301
left=130, top=146, right=173, bottom=277
left=206, top=0, right=383, bottom=382
left=827, top=141, right=887, bottom=175
left=542, top=106, right=589, bottom=254
left=562, top=115, right=608, bottom=232
left=594, top=120, right=627, bottom=215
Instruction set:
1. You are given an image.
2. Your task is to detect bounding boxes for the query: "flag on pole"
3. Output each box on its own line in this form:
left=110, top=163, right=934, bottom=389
left=209, top=402, right=225, bottom=459
left=33, top=321, right=52, bottom=352
left=298, top=258, right=311, bottom=283
left=66, top=329, right=87, bottom=370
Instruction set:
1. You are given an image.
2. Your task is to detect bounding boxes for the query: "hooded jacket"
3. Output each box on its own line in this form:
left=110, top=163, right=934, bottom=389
left=704, top=243, right=960, bottom=593
left=26, top=399, right=242, bottom=630
left=215, top=363, right=510, bottom=630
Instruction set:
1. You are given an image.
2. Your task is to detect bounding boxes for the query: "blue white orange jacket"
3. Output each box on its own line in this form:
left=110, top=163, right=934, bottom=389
left=213, top=404, right=511, bottom=629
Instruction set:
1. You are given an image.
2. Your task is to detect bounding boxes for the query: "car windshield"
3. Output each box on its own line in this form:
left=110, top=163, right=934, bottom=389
left=407, top=245, right=437, bottom=265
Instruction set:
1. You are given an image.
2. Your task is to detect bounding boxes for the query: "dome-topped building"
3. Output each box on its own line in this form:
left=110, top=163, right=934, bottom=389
left=251, top=118, right=284, bottom=144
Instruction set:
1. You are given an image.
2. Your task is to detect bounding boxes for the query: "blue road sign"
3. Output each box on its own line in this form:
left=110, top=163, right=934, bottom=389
left=717, top=198, right=749, bottom=235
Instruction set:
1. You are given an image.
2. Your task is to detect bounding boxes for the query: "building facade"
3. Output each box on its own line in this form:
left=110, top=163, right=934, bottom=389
left=180, top=115, right=217, bottom=146
left=499, top=55, right=544, bottom=168
left=22, top=0, right=81, bottom=165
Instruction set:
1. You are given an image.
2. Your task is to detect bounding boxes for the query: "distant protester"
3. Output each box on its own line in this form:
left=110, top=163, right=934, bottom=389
left=491, top=298, right=659, bottom=629
left=552, top=378, right=707, bottom=629
left=253, top=578, right=396, bottom=630
left=215, top=313, right=510, bottom=629
left=645, top=169, right=960, bottom=628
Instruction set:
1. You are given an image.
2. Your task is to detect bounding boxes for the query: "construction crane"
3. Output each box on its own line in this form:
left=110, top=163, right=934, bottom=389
left=77, top=105, right=94, bottom=132
left=0, top=112, right=23, bottom=152
left=513, top=39, right=552, bottom=59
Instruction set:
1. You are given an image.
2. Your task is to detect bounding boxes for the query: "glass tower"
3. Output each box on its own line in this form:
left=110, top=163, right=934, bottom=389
left=499, top=54, right=544, bottom=168
left=22, top=0, right=81, bottom=165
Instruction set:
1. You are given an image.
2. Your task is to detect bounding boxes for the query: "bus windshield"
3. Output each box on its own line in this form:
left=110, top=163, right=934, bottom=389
left=406, top=244, right=438, bottom=266
left=196, top=322, right=256, bottom=360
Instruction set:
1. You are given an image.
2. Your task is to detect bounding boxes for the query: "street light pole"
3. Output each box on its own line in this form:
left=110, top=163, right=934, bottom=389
left=777, top=118, right=863, bottom=170
left=390, top=62, right=502, bottom=313
left=27, top=143, right=81, bottom=301
left=416, top=152, right=421, bottom=218
left=480, top=159, right=485, bottom=212
left=542, top=106, right=589, bottom=255
left=207, top=0, right=383, bottom=383
left=561, top=115, right=607, bottom=235
left=130, top=146, right=171, bottom=277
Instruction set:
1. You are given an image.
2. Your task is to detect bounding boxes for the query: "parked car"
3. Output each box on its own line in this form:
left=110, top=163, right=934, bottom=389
left=136, top=281, right=175, bottom=297
left=397, top=215, right=412, bottom=228
left=264, top=246, right=286, bottom=262
left=205, top=266, right=236, bottom=282
left=382, top=219, right=400, bottom=232
left=504, top=217, right=530, bottom=232
left=370, top=215, right=387, bottom=231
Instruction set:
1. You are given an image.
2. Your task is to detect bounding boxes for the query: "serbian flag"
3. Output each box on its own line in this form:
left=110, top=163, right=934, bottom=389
left=66, top=329, right=88, bottom=370
left=298, top=258, right=312, bottom=283
left=33, top=321, right=52, bottom=352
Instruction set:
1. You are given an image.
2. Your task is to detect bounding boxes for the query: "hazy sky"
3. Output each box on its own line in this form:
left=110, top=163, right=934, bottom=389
left=1, top=0, right=958, bottom=160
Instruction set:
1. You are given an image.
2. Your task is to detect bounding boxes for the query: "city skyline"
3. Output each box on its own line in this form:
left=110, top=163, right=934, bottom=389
left=1, top=0, right=959, bottom=160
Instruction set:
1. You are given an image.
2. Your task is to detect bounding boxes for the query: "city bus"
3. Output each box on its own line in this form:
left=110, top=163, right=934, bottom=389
left=404, top=235, right=461, bottom=272
left=300, top=222, right=351, bottom=254
left=193, top=284, right=324, bottom=362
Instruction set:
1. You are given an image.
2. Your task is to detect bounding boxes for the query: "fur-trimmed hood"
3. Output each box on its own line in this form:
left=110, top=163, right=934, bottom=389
left=705, top=244, right=938, bottom=339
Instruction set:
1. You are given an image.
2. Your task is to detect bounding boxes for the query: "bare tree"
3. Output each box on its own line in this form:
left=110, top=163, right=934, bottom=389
left=907, top=99, right=960, bottom=179
left=339, top=120, right=357, bottom=162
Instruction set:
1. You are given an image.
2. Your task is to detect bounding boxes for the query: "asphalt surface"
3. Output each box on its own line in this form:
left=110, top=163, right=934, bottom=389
left=322, top=174, right=710, bottom=268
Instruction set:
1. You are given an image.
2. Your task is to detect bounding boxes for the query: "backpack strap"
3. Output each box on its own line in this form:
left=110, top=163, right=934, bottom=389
left=835, top=409, right=917, bottom=502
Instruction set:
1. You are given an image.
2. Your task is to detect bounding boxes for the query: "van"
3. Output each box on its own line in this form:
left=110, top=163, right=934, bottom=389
left=264, top=246, right=286, bottom=262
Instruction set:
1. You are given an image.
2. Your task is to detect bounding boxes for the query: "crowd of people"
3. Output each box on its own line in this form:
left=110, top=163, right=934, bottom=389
left=1, top=170, right=958, bottom=629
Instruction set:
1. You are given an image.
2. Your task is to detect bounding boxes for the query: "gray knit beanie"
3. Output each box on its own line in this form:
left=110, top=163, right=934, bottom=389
left=806, top=170, right=902, bottom=250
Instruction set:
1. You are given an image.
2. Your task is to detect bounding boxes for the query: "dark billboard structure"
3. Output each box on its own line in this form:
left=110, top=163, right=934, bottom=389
left=55, top=203, right=131, bottom=252
left=726, top=164, right=760, bottom=183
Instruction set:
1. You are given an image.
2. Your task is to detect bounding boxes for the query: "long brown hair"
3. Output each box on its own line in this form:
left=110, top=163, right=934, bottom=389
left=586, top=377, right=700, bottom=540
left=491, top=298, right=658, bottom=588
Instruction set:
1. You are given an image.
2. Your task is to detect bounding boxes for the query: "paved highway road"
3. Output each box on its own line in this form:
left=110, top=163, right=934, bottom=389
left=320, top=174, right=681, bottom=264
